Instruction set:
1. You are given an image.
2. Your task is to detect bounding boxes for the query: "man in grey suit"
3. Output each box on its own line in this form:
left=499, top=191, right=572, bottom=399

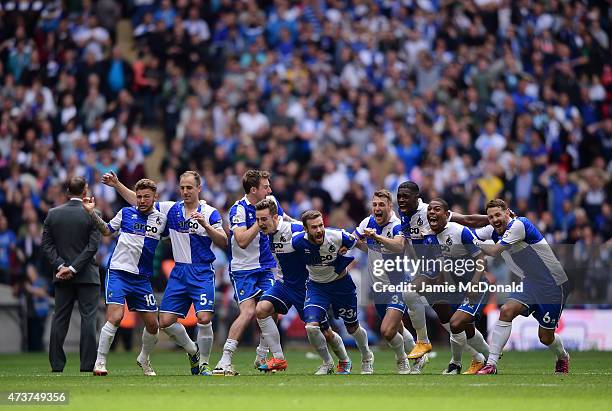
left=42, top=177, right=101, bottom=372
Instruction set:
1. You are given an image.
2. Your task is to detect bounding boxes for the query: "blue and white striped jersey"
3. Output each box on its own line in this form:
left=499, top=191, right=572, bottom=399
left=228, top=195, right=284, bottom=272
left=107, top=204, right=168, bottom=277
left=158, top=200, right=222, bottom=265
left=292, top=228, right=356, bottom=283
left=399, top=199, right=432, bottom=245
left=355, top=213, right=403, bottom=284
left=473, top=217, right=568, bottom=285
left=268, top=220, right=308, bottom=289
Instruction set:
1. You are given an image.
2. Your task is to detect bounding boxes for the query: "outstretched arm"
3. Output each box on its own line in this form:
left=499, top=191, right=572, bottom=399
left=282, top=214, right=299, bottom=223
left=450, top=212, right=489, bottom=228
left=102, top=171, right=137, bottom=205
left=353, top=233, right=369, bottom=252
left=362, top=229, right=406, bottom=253
left=478, top=243, right=506, bottom=256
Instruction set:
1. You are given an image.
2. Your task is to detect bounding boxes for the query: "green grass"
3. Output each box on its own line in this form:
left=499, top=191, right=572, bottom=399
left=0, top=349, right=610, bottom=411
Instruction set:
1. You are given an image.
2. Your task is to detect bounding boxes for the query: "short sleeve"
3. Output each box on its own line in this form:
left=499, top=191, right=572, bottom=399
left=157, top=201, right=175, bottom=215
left=209, top=209, right=222, bottom=229
left=392, top=222, right=402, bottom=237
left=108, top=209, right=123, bottom=233
left=341, top=230, right=357, bottom=249
left=461, top=227, right=481, bottom=257
left=291, top=233, right=304, bottom=251
left=500, top=219, right=525, bottom=245
left=276, top=201, right=285, bottom=217
left=290, top=223, right=304, bottom=233
left=161, top=219, right=170, bottom=237
left=334, top=255, right=355, bottom=273
left=399, top=217, right=410, bottom=239
left=473, top=225, right=494, bottom=241
left=229, top=204, right=246, bottom=230
left=354, top=217, right=369, bottom=239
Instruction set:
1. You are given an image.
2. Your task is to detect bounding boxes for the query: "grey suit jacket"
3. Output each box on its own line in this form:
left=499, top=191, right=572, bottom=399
left=42, top=199, right=101, bottom=285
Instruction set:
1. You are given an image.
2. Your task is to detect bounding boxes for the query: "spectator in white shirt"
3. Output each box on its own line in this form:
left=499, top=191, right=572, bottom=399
left=237, top=101, right=269, bottom=138
left=184, top=7, right=210, bottom=41
left=475, top=119, right=506, bottom=157
left=321, top=160, right=350, bottom=204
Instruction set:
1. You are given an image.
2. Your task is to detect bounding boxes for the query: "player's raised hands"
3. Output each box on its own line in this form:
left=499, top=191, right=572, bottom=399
left=83, top=196, right=96, bottom=214
left=101, top=171, right=119, bottom=187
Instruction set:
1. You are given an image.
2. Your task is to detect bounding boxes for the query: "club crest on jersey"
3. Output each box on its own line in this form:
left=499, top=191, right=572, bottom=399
left=232, top=215, right=241, bottom=224
left=417, top=217, right=423, bottom=226
left=156, top=216, right=161, bottom=225
left=329, top=244, right=336, bottom=253
left=446, top=236, right=453, bottom=245
left=280, top=234, right=287, bottom=242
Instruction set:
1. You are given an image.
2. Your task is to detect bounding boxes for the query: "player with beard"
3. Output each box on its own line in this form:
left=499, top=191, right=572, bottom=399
left=474, top=199, right=571, bottom=375
left=293, top=211, right=374, bottom=375
left=253, top=199, right=351, bottom=374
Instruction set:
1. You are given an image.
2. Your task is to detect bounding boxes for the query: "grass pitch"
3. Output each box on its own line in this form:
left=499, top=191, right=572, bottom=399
left=0, top=349, right=610, bottom=411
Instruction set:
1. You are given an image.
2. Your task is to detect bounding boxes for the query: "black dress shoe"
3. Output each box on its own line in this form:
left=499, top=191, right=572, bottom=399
left=51, top=369, right=63, bottom=373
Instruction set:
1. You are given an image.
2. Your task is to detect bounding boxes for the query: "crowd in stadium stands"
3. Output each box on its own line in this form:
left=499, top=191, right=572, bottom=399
left=0, top=1, right=610, bottom=346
